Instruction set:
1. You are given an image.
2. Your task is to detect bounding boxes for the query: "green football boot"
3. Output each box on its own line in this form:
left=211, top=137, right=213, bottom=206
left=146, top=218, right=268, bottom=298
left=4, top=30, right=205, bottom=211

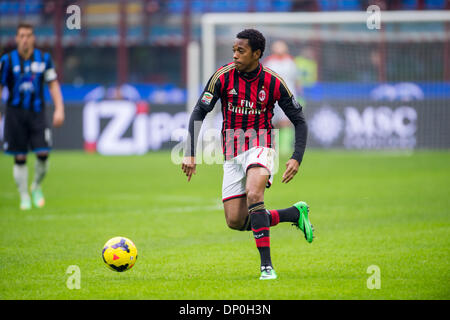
left=31, top=186, right=45, bottom=208
left=259, top=266, right=277, bottom=280
left=293, top=201, right=314, bottom=243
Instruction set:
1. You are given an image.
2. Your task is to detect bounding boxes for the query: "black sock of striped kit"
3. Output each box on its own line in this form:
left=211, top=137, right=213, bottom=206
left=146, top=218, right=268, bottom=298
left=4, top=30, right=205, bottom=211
left=249, top=202, right=272, bottom=268
left=268, top=206, right=300, bottom=226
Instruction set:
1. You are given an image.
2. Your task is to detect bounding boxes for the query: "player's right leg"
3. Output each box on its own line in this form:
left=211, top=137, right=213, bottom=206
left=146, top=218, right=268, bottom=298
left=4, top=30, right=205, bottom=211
left=222, top=157, right=250, bottom=231
left=223, top=196, right=250, bottom=230
left=13, top=155, right=31, bottom=210
left=245, top=165, right=276, bottom=280
left=3, top=107, right=31, bottom=210
left=222, top=166, right=277, bottom=280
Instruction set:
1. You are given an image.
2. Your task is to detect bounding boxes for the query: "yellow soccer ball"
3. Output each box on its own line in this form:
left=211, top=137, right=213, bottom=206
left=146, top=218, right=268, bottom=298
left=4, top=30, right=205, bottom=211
left=102, top=237, right=138, bottom=272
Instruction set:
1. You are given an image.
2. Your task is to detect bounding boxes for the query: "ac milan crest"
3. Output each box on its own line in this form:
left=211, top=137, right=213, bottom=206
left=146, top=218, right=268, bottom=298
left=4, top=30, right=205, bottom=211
left=258, top=89, right=266, bottom=102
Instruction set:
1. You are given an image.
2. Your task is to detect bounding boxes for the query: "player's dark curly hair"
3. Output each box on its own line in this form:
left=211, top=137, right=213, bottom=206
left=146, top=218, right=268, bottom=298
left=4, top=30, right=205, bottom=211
left=236, top=29, right=266, bottom=59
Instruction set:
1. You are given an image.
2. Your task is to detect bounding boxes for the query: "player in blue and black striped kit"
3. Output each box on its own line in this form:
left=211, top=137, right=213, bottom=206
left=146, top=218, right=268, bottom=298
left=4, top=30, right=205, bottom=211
left=0, top=23, right=65, bottom=210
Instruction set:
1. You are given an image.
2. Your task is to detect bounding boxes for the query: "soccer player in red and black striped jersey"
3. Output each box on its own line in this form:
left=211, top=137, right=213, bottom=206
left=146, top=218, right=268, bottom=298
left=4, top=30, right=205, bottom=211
left=181, top=29, right=314, bottom=280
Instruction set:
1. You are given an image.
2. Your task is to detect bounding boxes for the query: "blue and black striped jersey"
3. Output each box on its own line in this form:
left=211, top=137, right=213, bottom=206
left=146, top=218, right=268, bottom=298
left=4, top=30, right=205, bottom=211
left=0, top=48, right=57, bottom=112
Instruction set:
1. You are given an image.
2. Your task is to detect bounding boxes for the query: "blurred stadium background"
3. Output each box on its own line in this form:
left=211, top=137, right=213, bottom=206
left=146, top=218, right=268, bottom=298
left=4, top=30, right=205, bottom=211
left=0, top=0, right=449, bottom=154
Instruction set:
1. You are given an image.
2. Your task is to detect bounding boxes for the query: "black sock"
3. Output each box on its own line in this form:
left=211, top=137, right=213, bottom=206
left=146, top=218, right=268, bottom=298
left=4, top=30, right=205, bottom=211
left=278, top=206, right=300, bottom=223
left=249, top=202, right=272, bottom=268
left=268, top=207, right=299, bottom=226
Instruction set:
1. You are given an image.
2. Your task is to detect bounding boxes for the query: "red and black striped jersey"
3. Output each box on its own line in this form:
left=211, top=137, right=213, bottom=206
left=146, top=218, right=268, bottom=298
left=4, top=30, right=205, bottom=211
left=188, top=62, right=307, bottom=162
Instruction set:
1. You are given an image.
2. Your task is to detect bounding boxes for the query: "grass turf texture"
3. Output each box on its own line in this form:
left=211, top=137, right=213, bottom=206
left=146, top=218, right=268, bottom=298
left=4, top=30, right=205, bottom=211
left=0, top=150, right=449, bottom=300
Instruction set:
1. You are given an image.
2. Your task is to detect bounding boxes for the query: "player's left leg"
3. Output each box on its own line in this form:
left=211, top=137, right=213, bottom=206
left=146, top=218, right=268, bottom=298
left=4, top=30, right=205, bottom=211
left=245, top=146, right=314, bottom=242
left=269, top=202, right=314, bottom=243
left=30, top=151, right=49, bottom=208
left=30, top=113, right=51, bottom=208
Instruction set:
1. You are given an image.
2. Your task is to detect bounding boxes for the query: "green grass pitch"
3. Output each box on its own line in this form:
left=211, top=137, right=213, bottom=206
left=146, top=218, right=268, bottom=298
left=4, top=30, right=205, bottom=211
left=0, top=150, right=449, bottom=299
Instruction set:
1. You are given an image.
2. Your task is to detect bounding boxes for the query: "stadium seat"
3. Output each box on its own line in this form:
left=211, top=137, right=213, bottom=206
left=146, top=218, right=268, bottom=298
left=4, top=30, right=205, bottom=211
left=317, top=0, right=337, bottom=11
left=425, top=0, right=446, bottom=9
left=337, top=0, right=361, bottom=11
left=0, top=0, right=42, bottom=15
left=191, top=0, right=207, bottom=13
left=318, top=0, right=360, bottom=11
left=272, top=0, right=292, bottom=12
left=254, top=0, right=273, bottom=12
left=210, top=0, right=250, bottom=13
left=402, top=0, right=418, bottom=10
left=166, top=0, right=185, bottom=13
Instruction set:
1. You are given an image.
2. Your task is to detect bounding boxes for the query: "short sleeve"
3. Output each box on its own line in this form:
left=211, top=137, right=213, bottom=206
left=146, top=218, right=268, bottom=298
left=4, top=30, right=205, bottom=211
left=43, top=52, right=57, bottom=82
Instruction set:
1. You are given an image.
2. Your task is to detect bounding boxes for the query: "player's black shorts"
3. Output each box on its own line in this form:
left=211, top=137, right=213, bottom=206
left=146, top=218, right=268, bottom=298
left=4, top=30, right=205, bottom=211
left=2, top=106, right=52, bottom=155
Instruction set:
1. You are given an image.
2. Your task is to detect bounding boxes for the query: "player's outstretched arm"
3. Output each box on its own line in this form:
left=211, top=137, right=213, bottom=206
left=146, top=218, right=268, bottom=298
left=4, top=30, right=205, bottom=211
left=48, top=80, right=65, bottom=128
